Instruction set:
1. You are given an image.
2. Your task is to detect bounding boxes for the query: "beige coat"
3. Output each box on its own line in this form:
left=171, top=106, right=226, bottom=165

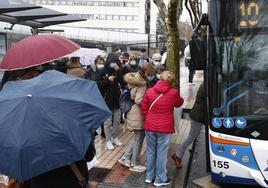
left=124, top=72, right=147, bottom=131
left=67, top=61, right=86, bottom=78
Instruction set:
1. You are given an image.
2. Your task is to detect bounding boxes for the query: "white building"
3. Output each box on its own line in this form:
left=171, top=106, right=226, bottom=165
left=22, top=0, right=158, bottom=35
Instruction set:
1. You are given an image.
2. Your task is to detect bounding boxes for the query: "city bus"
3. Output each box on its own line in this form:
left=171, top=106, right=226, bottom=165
left=191, top=0, right=268, bottom=187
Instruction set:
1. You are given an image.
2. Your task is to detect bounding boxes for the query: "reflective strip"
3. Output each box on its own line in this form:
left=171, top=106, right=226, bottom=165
left=210, top=135, right=250, bottom=146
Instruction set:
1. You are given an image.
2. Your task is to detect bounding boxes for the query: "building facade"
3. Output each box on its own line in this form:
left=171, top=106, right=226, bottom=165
left=22, top=0, right=157, bottom=34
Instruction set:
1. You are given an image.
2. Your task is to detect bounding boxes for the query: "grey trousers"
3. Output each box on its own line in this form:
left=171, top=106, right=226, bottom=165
left=104, top=108, right=121, bottom=141
left=124, top=129, right=145, bottom=166
left=176, top=119, right=203, bottom=158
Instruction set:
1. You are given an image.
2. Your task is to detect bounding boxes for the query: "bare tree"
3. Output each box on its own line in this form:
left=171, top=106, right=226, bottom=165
left=153, top=0, right=183, bottom=86
left=185, top=0, right=202, bottom=28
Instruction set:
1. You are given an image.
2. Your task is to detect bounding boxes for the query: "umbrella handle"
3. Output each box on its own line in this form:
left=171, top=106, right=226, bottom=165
left=70, top=163, right=87, bottom=187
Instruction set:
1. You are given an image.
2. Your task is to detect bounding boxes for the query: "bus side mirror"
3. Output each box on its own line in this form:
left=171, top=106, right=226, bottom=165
left=189, top=38, right=207, bottom=70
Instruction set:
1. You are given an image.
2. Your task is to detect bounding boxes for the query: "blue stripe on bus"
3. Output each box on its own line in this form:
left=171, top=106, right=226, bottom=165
left=211, top=142, right=259, bottom=170
left=211, top=172, right=258, bottom=185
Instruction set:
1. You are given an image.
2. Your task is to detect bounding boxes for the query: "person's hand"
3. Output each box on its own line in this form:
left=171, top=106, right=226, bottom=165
left=113, top=64, right=120, bottom=71
left=108, top=75, right=116, bottom=82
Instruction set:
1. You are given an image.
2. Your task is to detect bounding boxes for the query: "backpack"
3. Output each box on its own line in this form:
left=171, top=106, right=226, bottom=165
left=119, top=87, right=134, bottom=113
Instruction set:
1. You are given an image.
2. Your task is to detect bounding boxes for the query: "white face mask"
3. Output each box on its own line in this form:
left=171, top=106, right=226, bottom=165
left=153, top=61, right=161, bottom=67
left=110, top=63, right=116, bottom=68
left=156, top=74, right=160, bottom=79
left=147, top=76, right=154, bottom=81
left=97, top=64, right=104, bottom=69
left=129, top=61, right=137, bottom=66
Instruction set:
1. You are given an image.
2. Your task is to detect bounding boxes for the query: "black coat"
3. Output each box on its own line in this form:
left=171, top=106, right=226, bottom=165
left=148, top=76, right=159, bottom=88
left=85, top=68, right=108, bottom=97
left=189, top=83, right=207, bottom=124
left=104, top=67, right=125, bottom=110
left=29, top=160, right=88, bottom=188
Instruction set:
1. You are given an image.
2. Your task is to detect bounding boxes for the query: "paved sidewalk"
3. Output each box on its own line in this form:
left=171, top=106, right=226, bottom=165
left=88, top=61, right=203, bottom=188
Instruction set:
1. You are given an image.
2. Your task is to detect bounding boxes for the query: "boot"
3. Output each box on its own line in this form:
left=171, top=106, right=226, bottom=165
left=171, top=154, right=182, bottom=169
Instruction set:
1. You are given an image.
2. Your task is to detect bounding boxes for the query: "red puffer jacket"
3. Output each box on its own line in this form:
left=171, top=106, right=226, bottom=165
left=142, top=80, right=184, bottom=133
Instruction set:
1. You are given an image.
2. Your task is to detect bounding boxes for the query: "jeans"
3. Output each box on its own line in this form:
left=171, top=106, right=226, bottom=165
left=124, top=130, right=145, bottom=166
left=104, top=108, right=121, bottom=141
left=176, top=119, right=202, bottom=158
left=188, top=67, right=195, bottom=83
left=145, top=131, right=171, bottom=183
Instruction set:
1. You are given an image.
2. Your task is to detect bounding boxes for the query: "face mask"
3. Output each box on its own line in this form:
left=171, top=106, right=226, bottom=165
left=97, top=64, right=104, bottom=69
left=129, top=61, right=137, bottom=66
left=110, top=63, right=116, bottom=68
left=147, top=76, right=154, bottom=81
left=153, top=61, right=161, bottom=67
left=156, top=74, right=160, bottom=79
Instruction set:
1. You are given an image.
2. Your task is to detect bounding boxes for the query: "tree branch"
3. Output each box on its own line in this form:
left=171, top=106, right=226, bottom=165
left=153, top=0, right=167, bottom=21
left=185, top=0, right=195, bottom=28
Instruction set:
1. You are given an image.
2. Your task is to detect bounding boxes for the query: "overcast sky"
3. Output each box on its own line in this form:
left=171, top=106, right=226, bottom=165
left=163, top=0, right=208, bottom=22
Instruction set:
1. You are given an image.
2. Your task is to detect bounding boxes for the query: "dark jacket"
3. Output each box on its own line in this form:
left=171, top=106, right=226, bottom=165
left=189, top=83, right=207, bottom=124
left=102, top=52, right=125, bottom=110
left=148, top=76, right=159, bottom=88
left=85, top=67, right=107, bottom=97
left=104, top=66, right=124, bottom=110
left=123, top=64, right=141, bottom=74
left=29, top=160, right=88, bottom=188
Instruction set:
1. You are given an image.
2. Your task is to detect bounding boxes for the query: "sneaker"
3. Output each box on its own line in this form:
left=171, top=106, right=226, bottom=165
left=111, top=137, right=122, bottom=146
left=145, top=178, right=155, bottom=184
left=129, top=165, right=146, bottom=172
left=171, top=154, right=182, bottom=168
left=154, top=178, right=172, bottom=187
left=106, top=141, right=114, bottom=150
left=118, top=158, right=130, bottom=167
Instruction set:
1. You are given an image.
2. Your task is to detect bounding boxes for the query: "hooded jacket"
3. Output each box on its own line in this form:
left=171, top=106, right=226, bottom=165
left=124, top=72, right=147, bottom=131
left=142, top=80, right=184, bottom=133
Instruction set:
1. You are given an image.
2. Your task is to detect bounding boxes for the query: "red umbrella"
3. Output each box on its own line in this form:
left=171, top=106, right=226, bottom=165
left=0, top=34, right=80, bottom=71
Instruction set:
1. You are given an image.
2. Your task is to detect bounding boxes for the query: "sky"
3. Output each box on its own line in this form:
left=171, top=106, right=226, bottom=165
left=163, top=0, right=208, bottom=22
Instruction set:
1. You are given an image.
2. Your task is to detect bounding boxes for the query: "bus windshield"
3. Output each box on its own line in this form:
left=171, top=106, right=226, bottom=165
left=215, top=33, right=268, bottom=118
left=211, top=32, right=268, bottom=139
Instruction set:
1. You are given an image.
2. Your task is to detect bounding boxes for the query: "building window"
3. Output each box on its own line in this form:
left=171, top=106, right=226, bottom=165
left=106, top=15, right=113, bottom=20
left=133, top=16, right=139, bottom=21
left=126, top=16, right=132, bottom=21
left=113, top=15, right=119, bottom=20
left=94, top=14, right=100, bottom=20
left=119, top=15, right=126, bottom=20
left=100, top=15, right=106, bottom=20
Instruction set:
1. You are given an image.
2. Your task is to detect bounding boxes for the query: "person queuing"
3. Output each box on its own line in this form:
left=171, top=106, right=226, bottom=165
left=122, top=52, right=130, bottom=67
left=123, top=54, right=141, bottom=74
left=85, top=55, right=107, bottom=138
left=118, top=63, right=155, bottom=173
left=184, top=44, right=195, bottom=85
left=142, top=71, right=184, bottom=187
left=66, top=57, right=86, bottom=78
left=138, top=48, right=150, bottom=67
left=152, top=53, right=165, bottom=79
left=172, top=83, right=206, bottom=168
left=102, top=52, right=125, bottom=150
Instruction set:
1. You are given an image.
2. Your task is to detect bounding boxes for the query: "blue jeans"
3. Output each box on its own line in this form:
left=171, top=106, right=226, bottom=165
left=145, top=131, right=171, bottom=183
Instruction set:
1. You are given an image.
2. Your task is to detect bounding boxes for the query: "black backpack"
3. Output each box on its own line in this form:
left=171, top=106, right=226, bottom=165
left=119, top=87, right=134, bottom=113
